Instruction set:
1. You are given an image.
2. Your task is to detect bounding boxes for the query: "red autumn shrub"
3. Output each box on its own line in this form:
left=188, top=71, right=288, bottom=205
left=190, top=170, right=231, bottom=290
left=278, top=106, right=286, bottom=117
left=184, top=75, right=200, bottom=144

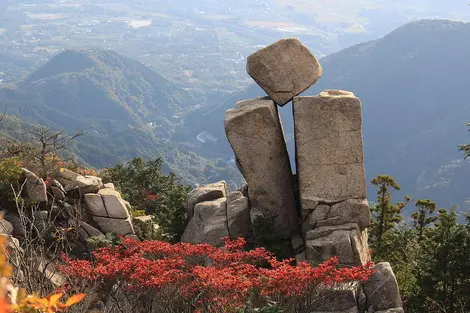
left=59, top=237, right=374, bottom=313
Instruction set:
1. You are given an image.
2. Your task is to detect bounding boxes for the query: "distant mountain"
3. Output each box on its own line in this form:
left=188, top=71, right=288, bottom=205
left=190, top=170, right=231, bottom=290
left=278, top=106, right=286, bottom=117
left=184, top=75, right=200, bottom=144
left=0, top=49, right=242, bottom=187
left=184, top=19, right=470, bottom=211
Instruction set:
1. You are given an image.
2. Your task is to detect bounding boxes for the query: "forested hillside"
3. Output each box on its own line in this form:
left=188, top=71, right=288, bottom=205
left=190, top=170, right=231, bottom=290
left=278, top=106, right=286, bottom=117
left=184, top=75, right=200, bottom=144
left=0, top=49, right=242, bottom=187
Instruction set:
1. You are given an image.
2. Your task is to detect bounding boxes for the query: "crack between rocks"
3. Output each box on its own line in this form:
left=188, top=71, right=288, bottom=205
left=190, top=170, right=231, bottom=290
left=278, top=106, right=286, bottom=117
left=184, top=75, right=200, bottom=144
left=100, top=195, right=110, bottom=217
left=224, top=200, right=232, bottom=239
left=92, top=214, right=129, bottom=220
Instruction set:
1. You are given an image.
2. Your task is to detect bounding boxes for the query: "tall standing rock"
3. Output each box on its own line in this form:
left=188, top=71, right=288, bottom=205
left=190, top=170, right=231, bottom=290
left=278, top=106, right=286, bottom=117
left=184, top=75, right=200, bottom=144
left=294, top=90, right=366, bottom=205
left=246, top=38, right=323, bottom=106
left=294, top=90, right=369, bottom=266
left=225, top=98, right=298, bottom=238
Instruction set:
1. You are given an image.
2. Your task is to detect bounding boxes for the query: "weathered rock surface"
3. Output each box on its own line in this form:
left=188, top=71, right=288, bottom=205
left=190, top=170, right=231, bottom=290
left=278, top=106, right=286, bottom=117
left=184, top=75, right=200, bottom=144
left=84, top=188, right=134, bottom=236
left=293, top=91, right=366, bottom=204
left=246, top=38, right=322, bottom=105
left=22, top=168, right=47, bottom=203
left=311, top=288, right=360, bottom=312
left=32, top=211, right=49, bottom=234
left=372, top=309, right=404, bottom=313
left=305, top=224, right=370, bottom=266
left=0, top=219, right=13, bottom=235
left=55, top=168, right=103, bottom=194
left=226, top=191, right=252, bottom=238
left=51, top=186, right=66, bottom=200
left=181, top=198, right=229, bottom=247
left=225, top=98, right=298, bottom=238
left=3, top=213, right=25, bottom=239
left=92, top=216, right=134, bottom=235
left=302, top=199, right=370, bottom=233
left=186, top=181, right=227, bottom=221
left=363, top=263, right=402, bottom=312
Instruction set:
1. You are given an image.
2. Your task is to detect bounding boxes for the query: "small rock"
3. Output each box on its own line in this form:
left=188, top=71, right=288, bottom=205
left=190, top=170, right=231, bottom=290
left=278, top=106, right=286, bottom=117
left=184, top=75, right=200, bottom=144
left=0, top=219, right=13, bottom=235
left=55, top=168, right=103, bottom=194
left=186, top=181, right=227, bottom=221
left=51, top=186, right=66, bottom=200
left=103, top=183, right=115, bottom=190
left=363, top=263, right=403, bottom=311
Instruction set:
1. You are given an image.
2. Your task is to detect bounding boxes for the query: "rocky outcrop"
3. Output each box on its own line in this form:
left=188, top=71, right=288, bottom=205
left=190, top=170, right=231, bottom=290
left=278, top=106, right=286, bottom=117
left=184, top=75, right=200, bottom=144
left=84, top=187, right=134, bottom=236
left=225, top=98, right=298, bottom=239
left=182, top=187, right=252, bottom=246
left=22, top=168, right=47, bottom=203
left=55, top=168, right=103, bottom=194
left=186, top=181, right=227, bottom=221
left=182, top=38, right=403, bottom=313
left=182, top=198, right=228, bottom=247
left=246, top=38, right=323, bottom=106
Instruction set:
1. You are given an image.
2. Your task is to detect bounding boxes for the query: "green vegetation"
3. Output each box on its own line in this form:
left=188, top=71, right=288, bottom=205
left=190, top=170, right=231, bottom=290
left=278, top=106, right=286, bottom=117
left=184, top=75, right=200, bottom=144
left=369, top=173, right=470, bottom=313
left=0, top=49, right=243, bottom=188
left=101, top=157, right=191, bottom=242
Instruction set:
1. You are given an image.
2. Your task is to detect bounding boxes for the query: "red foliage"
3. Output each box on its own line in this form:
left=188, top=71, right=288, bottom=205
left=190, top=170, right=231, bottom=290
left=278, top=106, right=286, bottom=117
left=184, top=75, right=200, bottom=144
left=59, top=237, right=374, bottom=312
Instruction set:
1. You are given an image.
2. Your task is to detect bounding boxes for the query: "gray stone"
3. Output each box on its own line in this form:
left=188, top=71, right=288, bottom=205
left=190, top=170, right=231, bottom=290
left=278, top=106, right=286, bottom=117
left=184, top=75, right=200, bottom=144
left=92, top=216, right=135, bottom=235
left=22, top=168, right=47, bottom=202
left=312, top=288, right=359, bottom=312
left=79, top=221, right=104, bottom=238
left=3, top=213, right=25, bottom=238
left=186, top=181, right=227, bottom=220
left=98, top=188, right=130, bottom=219
left=33, top=211, right=49, bottom=234
left=246, top=38, right=322, bottom=105
left=363, top=263, right=402, bottom=311
left=84, top=194, right=107, bottom=217
left=329, top=199, right=370, bottom=231
left=306, top=224, right=369, bottom=266
left=303, top=199, right=370, bottom=232
left=225, top=98, right=298, bottom=238
left=51, top=186, right=66, bottom=200
left=0, top=219, right=13, bottom=235
left=52, top=180, right=65, bottom=192
left=226, top=191, right=252, bottom=238
left=291, top=234, right=306, bottom=263
left=293, top=91, right=366, bottom=203
left=374, top=309, right=404, bottom=313
left=311, top=307, right=358, bottom=313
left=55, top=168, right=103, bottom=194
left=238, top=184, right=249, bottom=198
left=103, top=183, right=115, bottom=190
left=181, top=198, right=229, bottom=247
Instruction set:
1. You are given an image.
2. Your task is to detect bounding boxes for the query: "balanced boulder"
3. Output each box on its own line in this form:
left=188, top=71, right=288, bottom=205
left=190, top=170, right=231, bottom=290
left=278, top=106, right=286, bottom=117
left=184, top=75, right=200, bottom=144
left=246, top=38, right=322, bottom=105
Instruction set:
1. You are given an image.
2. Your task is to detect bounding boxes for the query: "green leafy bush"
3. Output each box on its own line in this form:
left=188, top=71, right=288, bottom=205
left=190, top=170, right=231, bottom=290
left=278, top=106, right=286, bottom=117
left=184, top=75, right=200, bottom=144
left=101, top=157, right=190, bottom=242
left=0, top=156, right=23, bottom=204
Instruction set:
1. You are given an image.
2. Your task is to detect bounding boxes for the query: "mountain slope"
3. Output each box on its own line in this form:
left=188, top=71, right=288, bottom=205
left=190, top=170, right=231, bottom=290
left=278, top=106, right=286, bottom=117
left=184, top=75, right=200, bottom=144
left=0, top=49, right=242, bottom=187
left=184, top=19, right=470, bottom=210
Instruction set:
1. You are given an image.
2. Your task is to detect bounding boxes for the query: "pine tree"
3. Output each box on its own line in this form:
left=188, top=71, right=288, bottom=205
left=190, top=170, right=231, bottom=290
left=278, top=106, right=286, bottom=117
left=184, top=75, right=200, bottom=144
left=369, top=175, right=410, bottom=258
left=411, top=199, right=438, bottom=242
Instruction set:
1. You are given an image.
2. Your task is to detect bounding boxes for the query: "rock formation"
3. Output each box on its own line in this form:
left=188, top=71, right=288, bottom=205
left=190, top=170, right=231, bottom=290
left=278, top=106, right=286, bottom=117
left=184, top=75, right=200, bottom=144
left=182, top=38, right=403, bottom=313
left=225, top=98, right=298, bottom=238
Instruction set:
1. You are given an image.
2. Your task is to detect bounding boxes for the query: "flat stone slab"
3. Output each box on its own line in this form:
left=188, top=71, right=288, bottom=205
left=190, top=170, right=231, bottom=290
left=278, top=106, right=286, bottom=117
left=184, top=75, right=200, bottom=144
left=246, top=38, right=322, bottom=106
